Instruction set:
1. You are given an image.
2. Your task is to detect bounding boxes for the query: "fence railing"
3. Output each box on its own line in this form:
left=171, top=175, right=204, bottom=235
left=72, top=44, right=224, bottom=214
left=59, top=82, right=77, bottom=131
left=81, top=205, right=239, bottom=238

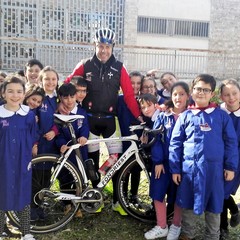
left=1, top=39, right=240, bottom=81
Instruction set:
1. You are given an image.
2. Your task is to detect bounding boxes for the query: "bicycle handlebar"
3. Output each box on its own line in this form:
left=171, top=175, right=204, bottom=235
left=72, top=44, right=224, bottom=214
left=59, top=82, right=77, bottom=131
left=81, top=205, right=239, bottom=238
left=129, top=123, right=164, bottom=148
left=140, top=124, right=164, bottom=148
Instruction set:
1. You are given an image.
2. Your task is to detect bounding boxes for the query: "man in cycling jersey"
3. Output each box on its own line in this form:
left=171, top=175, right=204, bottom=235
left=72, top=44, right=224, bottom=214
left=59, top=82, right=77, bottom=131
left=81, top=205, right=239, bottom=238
left=65, top=27, right=142, bottom=215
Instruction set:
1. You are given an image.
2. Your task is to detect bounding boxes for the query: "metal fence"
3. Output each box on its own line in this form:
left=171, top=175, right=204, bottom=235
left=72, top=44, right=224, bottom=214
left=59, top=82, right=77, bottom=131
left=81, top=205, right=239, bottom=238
left=1, top=39, right=240, bottom=81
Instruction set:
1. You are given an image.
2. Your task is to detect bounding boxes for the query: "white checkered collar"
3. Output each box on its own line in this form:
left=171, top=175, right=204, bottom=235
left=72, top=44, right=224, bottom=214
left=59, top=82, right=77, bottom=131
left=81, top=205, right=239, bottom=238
left=45, top=90, right=57, bottom=98
left=220, top=102, right=240, bottom=117
left=70, top=103, right=78, bottom=114
left=190, top=107, right=215, bottom=115
left=164, top=110, right=174, bottom=117
left=151, top=109, right=160, bottom=122
left=0, top=104, right=30, bottom=117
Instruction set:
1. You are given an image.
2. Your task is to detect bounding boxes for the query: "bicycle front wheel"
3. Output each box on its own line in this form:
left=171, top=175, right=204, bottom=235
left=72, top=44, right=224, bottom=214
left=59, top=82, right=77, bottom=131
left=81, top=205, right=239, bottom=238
left=116, top=157, right=155, bottom=223
left=8, top=154, right=84, bottom=234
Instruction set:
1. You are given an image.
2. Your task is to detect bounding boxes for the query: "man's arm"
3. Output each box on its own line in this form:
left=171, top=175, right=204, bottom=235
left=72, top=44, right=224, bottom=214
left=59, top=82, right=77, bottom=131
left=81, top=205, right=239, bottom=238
left=64, top=61, right=85, bottom=83
left=120, top=65, right=141, bottom=118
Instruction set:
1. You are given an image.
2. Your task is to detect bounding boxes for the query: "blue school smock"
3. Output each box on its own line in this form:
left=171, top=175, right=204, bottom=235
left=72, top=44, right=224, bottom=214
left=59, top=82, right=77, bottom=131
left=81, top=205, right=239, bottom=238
left=0, top=105, right=36, bottom=211
left=117, top=95, right=140, bottom=152
left=169, top=106, right=238, bottom=215
left=149, top=110, right=170, bottom=201
left=156, top=111, right=180, bottom=204
left=221, top=103, right=240, bottom=198
left=37, top=94, right=58, bottom=154
left=55, top=104, right=89, bottom=164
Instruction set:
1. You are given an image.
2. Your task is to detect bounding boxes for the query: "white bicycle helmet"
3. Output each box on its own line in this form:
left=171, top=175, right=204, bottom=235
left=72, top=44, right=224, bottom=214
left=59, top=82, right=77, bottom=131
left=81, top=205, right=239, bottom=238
left=94, top=28, right=116, bottom=45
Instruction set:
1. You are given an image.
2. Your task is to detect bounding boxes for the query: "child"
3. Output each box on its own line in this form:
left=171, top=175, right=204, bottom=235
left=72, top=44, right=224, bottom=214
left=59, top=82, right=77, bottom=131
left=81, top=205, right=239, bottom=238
left=56, top=83, right=89, bottom=217
left=24, top=84, right=45, bottom=156
left=118, top=71, right=143, bottom=142
left=58, top=76, right=88, bottom=113
left=36, top=66, right=59, bottom=155
left=23, top=84, right=45, bottom=113
left=117, top=71, right=143, bottom=208
left=71, top=76, right=88, bottom=106
left=169, top=74, right=238, bottom=240
left=159, top=72, right=178, bottom=101
left=31, top=66, right=59, bottom=221
left=219, top=78, right=240, bottom=239
left=56, top=83, right=89, bottom=164
left=141, top=76, right=165, bottom=105
left=139, top=94, right=169, bottom=239
left=161, top=81, right=190, bottom=240
left=24, top=59, right=44, bottom=86
left=0, top=71, right=7, bottom=84
left=0, top=75, right=36, bottom=240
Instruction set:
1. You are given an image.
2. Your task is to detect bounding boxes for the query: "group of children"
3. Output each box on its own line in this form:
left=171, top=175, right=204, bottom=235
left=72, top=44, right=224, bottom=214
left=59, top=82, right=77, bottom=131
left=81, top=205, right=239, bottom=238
left=139, top=74, right=240, bottom=240
left=0, top=59, right=240, bottom=240
left=0, top=60, right=90, bottom=240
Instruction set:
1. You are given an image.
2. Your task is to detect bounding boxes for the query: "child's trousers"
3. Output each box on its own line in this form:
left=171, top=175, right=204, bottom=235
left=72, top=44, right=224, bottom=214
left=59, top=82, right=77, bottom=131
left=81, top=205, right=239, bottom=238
left=181, top=208, right=220, bottom=240
left=0, top=205, right=31, bottom=236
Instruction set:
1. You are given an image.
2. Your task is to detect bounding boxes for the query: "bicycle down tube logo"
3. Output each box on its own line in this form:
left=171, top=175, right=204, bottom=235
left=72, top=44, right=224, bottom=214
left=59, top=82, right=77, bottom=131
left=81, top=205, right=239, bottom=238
left=100, top=154, right=128, bottom=186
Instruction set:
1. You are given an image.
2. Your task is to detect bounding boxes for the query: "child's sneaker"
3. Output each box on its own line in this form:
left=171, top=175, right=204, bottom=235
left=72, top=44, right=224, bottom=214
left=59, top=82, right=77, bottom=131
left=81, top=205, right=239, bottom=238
left=230, top=212, right=240, bottom=227
left=167, top=224, right=181, bottom=240
left=112, top=202, right=128, bottom=216
left=144, top=225, right=168, bottom=240
left=21, top=234, right=35, bottom=240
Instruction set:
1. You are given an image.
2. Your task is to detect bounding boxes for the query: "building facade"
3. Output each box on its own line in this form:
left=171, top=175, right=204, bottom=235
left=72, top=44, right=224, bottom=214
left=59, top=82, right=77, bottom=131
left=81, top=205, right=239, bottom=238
left=0, top=0, right=240, bottom=79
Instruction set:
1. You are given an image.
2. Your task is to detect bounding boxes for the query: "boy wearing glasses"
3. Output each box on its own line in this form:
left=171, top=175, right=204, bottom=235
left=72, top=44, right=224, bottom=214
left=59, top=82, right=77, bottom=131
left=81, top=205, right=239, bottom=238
left=169, top=74, right=238, bottom=240
left=71, top=76, right=88, bottom=107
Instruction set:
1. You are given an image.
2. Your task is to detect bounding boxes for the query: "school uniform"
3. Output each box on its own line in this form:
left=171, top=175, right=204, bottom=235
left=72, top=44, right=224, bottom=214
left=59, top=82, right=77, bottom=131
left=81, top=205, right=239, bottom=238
left=155, top=111, right=180, bottom=204
left=169, top=106, right=238, bottom=215
left=0, top=105, right=36, bottom=211
left=55, top=103, right=89, bottom=164
left=37, top=93, right=58, bottom=154
left=149, top=110, right=169, bottom=201
left=117, top=95, right=140, bottom=152
left=221, top=103, right=240, bottom=198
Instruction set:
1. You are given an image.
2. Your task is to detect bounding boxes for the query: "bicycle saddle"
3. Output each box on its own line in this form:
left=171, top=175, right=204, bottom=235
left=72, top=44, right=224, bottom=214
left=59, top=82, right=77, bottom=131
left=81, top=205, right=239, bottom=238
left=54, top=114, right=85, bottom=123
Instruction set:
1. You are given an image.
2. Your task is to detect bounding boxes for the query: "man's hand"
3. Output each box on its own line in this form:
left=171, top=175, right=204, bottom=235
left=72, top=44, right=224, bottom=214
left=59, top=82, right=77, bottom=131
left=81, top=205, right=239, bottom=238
left=58, top=102, right=70, bottom=115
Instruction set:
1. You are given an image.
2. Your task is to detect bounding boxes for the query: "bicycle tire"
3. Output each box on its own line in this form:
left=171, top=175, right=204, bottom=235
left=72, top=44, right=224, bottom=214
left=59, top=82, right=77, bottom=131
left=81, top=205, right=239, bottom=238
left=116, top=157, right=156, bottom=223
left=7, top=154, right=84, bottom=234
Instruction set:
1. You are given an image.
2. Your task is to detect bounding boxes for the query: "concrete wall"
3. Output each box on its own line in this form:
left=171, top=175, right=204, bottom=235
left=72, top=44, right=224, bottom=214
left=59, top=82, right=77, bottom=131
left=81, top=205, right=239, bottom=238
left=135, top=0, right=210, bottom=49
left=208, top=0, right=240, bottom=78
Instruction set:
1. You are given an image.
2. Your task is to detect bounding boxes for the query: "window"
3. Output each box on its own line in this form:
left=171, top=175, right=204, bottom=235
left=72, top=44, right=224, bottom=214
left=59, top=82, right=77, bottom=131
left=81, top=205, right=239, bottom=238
left=138, top=16, right=209, bottom=38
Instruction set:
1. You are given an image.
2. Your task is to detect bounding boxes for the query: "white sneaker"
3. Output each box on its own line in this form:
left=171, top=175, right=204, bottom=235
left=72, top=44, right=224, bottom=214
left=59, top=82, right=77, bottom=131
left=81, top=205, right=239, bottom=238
left=21, top=234, right=36, bottom=240
left=144, top=225, right=168, bottom=239
left=167, top=224, right=181, bottom=240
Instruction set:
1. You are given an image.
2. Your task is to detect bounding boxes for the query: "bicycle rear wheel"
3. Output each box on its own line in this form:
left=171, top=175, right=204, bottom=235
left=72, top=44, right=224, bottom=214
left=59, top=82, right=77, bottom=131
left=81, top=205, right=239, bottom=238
left=7, top=155, right=83, bottom=234
left=116, top=157, right=155, bottom=223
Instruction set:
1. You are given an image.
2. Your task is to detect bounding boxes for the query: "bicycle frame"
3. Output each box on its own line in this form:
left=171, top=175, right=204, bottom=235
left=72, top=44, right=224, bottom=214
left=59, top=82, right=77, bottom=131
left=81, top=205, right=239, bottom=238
left=47, top=133, right=146, bottom=203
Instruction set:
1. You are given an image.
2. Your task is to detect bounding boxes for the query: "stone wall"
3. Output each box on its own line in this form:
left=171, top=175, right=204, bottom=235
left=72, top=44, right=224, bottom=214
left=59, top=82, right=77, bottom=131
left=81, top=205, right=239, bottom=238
left=122, top=0, right=139, bottom=72
left=208, top=0, right=240, bottom=79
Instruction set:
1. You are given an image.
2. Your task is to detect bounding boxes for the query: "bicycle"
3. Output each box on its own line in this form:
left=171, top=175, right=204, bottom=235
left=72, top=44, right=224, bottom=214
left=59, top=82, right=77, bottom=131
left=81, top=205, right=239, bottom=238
left=7, top=113, right=163, bottom=234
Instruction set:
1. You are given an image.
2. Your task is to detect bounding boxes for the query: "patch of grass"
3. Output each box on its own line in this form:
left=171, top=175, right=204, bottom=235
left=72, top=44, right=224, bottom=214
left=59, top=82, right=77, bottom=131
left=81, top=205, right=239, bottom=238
left=5, top=144, right=240, bottom=239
